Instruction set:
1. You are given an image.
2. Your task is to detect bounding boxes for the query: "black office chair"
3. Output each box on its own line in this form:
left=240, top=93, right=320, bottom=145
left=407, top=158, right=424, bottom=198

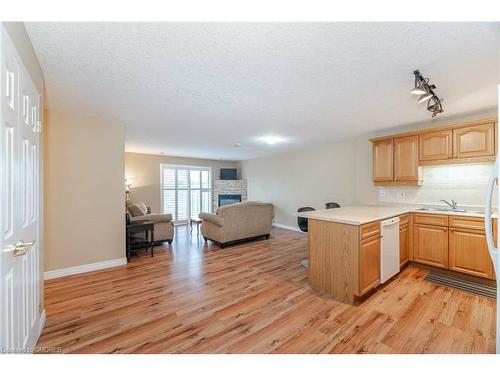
left=297, top=207, right=315, bottom=233
left=297, top=207, right=315, bottom=269
left=325, top=202, right=341, bottom=209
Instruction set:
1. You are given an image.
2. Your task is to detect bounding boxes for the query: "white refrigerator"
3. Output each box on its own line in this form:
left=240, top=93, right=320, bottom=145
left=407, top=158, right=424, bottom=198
left=484, top=85, right=500, bottom=353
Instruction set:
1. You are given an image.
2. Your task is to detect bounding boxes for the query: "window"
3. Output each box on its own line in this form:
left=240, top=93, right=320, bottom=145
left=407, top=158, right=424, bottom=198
left=161, top=164, right=212, bottom=222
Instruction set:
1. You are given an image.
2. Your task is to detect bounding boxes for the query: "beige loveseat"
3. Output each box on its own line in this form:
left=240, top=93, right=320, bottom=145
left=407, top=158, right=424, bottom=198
left=199, top=201, right=274, bottom=248
left=126, top=201, right=174, bottom=244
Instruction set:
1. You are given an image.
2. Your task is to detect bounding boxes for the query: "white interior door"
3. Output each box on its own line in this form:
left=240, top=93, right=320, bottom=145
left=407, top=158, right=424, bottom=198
left=0, top=26, right=43, bottom=354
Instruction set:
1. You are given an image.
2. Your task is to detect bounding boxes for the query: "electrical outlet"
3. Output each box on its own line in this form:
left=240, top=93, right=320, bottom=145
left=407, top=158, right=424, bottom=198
left=397, top=191, right=406, bottom=200
left=379, top=189, right=386, bottom=199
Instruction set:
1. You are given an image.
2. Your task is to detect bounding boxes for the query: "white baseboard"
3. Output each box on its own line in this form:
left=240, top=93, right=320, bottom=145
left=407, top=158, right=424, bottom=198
left=272, top=222, right=305, bottom=233
left=44, top=258, right=127, bottom=280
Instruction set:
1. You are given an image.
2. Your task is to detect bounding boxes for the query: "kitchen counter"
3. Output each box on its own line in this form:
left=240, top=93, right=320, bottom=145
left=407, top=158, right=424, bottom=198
left=302, top=204, right=497, bottom=304
left=297, top=205, right=495, bottom=226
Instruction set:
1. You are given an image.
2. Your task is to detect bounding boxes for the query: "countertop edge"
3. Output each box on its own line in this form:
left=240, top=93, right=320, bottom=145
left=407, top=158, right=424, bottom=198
left=297, top=207, right=497, bottom=226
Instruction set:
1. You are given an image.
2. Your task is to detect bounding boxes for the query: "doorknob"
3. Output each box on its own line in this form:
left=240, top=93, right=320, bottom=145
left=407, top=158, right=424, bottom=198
left=11, top=240, right=35, bottom=257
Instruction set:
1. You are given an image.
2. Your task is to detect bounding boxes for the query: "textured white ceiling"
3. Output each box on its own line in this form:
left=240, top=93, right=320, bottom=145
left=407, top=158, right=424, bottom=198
left=26, top=22, right=499, bottom=160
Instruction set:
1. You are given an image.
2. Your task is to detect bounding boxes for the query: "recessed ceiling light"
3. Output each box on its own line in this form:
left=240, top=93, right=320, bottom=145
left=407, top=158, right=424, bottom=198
left=234, top=142, right=241, bottom=147
left=262, top=135, right=281, bottom=145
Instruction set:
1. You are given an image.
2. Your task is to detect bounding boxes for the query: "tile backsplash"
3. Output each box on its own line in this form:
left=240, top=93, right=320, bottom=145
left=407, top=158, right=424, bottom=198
left=378, top=163, right=496, bottom=208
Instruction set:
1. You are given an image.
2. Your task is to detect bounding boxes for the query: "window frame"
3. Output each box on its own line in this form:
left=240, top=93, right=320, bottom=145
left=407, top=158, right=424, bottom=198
left=160, top=164, right=212, bottom=224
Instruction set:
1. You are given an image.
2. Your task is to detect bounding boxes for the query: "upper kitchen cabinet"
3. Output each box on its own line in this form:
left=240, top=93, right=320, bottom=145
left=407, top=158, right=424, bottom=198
left=394, top=136, right=420, bottom=183
left=370, top=117, right=496, bottom=185
left=418, top=130, right=452, bottom=164
left=453, top=122, right=495, bottom=160
left=372, top=136, right=421, bottom=186
left=372, top=139, right=393, bottom=183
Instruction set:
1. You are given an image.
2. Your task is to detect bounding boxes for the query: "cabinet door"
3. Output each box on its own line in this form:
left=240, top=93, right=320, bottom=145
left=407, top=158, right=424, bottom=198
left=399, top=224, right=409, bottom=267
left=453, top=123, right=495, bottom=159
left=372, top=139, right=393, bottom=182
left=418, top=130, right=452, bottom=162
left=359, top=235, right=381, bottom=295
left=394, top=136, right=419, bottom=182
left=449, top=228, right=495, bottom=280
left=413, top=224, right=448, bottom=268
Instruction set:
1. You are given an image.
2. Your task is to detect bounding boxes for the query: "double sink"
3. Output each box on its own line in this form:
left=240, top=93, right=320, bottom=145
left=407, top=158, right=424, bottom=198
left=417, top=207, right=485, bottom=215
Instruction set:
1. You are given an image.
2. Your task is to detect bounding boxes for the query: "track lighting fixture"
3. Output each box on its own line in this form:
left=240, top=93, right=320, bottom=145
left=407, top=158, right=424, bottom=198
left=410, top=71, right=428, bottom=95
left=417, top=84, right=435, bottom=103
left=427, top=96, right=444, bottom=117
left=410, top=70, right=444, bottom=117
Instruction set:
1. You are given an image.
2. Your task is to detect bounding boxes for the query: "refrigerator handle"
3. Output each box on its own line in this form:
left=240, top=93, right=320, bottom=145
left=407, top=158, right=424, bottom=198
left=485, top=158, right=499, bottom=271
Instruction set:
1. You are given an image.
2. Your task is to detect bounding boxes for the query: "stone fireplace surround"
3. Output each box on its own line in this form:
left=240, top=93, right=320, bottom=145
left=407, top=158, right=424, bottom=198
left=213, top=180, right=248, bottom=210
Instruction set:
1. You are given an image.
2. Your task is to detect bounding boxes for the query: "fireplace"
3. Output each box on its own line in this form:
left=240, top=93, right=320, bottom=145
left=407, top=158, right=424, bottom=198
left=218, top=194, right=241, bottom=207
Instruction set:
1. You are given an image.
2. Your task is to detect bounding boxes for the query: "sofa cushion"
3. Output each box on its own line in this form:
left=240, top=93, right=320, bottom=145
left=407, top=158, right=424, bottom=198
left=127, top=201, right=148, bottom=217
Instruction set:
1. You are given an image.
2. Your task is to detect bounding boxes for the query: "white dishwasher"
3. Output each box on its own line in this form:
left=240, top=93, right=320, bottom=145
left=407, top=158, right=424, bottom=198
left=380, top=217, right=400, bottom=283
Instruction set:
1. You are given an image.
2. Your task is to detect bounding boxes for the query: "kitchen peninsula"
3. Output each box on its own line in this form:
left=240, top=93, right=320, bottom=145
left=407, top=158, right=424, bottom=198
left=298, top=206, right=497, bottom=304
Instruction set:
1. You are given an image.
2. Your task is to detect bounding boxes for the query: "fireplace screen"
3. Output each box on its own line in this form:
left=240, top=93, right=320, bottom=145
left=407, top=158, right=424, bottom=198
left=218, top=194, right=241, bottom=207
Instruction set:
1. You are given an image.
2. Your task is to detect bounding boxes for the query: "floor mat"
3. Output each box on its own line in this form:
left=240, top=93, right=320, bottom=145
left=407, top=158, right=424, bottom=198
left=425, top=271, right=496, bottom=300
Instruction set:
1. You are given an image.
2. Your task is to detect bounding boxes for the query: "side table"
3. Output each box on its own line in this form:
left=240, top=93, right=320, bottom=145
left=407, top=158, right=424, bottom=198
left=126, top=221, right=155, bottom=261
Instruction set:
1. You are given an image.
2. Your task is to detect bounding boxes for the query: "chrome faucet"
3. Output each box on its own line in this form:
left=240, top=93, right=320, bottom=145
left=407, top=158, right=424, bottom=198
left=441, top=199, right=458, bottom=210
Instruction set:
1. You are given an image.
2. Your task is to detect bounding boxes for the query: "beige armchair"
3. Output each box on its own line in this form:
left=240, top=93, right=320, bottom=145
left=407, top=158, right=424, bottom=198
left=126, top=201, right=174, bottom=244
left=199, top=201, right=274, bottom=248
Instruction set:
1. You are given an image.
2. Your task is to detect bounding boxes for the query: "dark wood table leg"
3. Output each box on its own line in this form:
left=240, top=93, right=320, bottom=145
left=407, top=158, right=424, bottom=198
left=126, top=232, right=130, bottom=262
left=151, top=228, right=154, bottom=257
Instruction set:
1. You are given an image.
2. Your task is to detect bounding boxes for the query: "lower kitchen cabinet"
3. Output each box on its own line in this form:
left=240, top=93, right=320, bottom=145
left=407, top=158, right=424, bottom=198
left=399, top=223, right=409, bottom=267
left=449, top=228, right=495, bottom=280
left=413, top=224, right=449, bottom=269
left=359, top=234, right=381, bottom=295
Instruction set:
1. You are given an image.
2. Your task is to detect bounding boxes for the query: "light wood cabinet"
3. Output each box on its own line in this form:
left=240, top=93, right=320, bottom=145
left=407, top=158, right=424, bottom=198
left=359, top=234, right=381, bottom=296
left=449, top=227, right=494, bottom=280
left=413, top=224, right=449, bottom=269
left=371, top=118, right=496, bottom=177
left=414, top=213, right=448, bottom=227
left=373, top=136, right=420, bottom=186
left=399, top=220, right=409, bottom=267
left=372, top=139, right=393, bottom=182
left=394, top=136, right=420, bottom=183
left=418, top=130, right=452, bottom=163
left=453, top=123, right=495, bottom=159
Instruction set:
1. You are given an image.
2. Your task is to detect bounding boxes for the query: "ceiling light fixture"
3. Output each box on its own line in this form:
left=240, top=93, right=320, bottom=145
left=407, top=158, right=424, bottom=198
left=262, top=135, right=281, bottom=145
left=410, top=70, right=444, bottom=117
left=427, top=96, right=444, bottom=117
left=410, top=71, right=428, bottom=95
left=417, top=84, right=436, bottom=103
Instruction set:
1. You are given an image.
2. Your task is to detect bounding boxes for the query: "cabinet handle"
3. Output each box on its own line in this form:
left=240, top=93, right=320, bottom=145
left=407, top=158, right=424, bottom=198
left=449, top=228, right=454, bottom=232
left=443, top=228, right=447, bottom=231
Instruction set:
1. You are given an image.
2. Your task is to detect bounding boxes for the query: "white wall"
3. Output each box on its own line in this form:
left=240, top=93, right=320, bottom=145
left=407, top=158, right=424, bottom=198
left=241, top=140, right=357, bottom=227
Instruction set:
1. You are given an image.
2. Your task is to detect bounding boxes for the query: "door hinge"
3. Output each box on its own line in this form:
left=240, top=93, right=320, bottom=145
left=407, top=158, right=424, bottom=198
left=38, top=303, right=43, bottom=314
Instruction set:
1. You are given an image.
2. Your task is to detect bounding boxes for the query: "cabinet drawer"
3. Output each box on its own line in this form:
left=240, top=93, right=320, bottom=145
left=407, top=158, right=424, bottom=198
left=449, top=215, right=485, bottom=231
left=399, top=213, right=409, bottom=227
left=360, top=221, right=381, bottom=240
left=414, top=213, right=448, bottom=226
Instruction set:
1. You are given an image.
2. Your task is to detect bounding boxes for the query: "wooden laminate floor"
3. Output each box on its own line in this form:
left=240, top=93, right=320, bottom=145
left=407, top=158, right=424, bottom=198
left=37, top=226, right=496, bottom=354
